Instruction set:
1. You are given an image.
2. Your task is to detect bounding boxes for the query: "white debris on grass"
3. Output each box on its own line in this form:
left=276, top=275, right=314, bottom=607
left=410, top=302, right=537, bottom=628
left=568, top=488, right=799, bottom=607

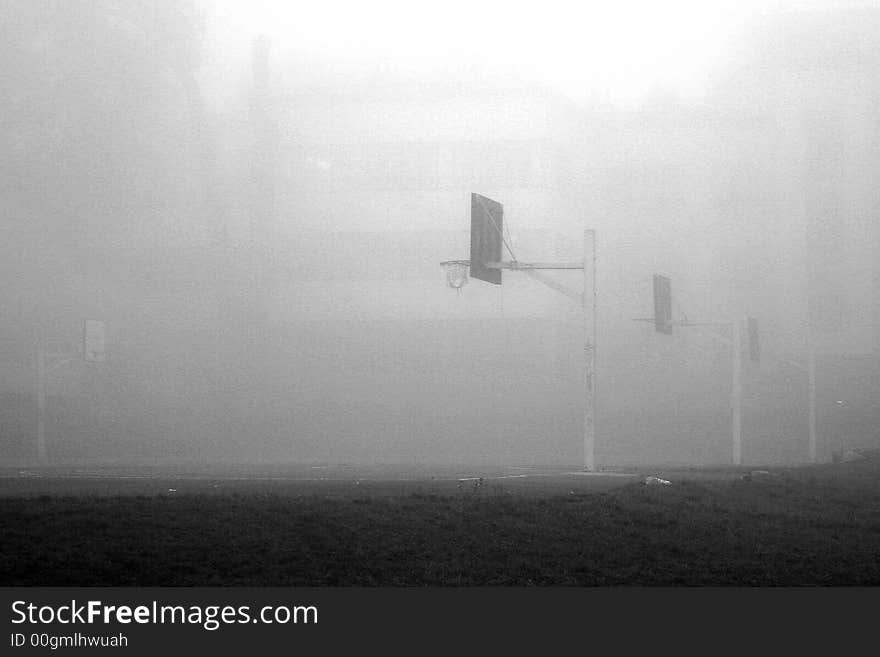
left=842, top=450, right=865, bottom=463
left=740, top=470, right=782, bottom=482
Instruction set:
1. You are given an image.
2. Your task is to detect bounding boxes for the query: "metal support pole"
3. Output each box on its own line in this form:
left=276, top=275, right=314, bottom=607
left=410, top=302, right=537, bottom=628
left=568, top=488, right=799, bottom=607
left=583, top=229, right=596, bottom=471
left=807, top=336, right=817, bottom=464
left=731, top=320, right=742, bottom=466
left=36, top=346, right=47, bottom=465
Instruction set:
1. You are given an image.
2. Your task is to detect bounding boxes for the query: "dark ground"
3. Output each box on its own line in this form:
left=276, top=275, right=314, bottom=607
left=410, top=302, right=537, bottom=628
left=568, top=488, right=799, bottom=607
left=1, top=458, right=879, bottom=585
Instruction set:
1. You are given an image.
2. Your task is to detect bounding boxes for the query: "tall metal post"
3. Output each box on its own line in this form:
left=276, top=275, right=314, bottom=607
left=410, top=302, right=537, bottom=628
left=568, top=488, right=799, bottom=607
left=807, top=335, right=817, bottom=463
left=36, top=346, right=47, bottom=465
left=731, top=320, right=742, bottom=466
left=583, top=229, right=596, bottom=471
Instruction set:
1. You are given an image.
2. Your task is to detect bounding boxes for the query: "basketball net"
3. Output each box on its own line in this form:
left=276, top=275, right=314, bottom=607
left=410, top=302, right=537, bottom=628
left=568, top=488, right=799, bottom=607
left=440, top=261, right=469, bottom=293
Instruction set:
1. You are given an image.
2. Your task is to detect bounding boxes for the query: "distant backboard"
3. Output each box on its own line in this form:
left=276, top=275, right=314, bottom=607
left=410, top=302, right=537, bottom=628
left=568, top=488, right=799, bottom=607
left=653, top=275, right=672, bottom=334
left=748, top=317, right=760, bottom=363
left=470, top=193, right=503, bottom=285
left=83, top=319, right=106, bottom=362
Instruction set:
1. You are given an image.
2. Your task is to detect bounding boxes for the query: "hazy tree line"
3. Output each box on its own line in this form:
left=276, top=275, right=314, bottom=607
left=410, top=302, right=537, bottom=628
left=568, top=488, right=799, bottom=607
left=1, top=1, right=252, bottom=461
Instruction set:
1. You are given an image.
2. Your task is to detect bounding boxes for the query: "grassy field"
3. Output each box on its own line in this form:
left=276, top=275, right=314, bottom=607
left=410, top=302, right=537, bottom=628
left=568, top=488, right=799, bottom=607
left=1, top=458, right=879, bottom=585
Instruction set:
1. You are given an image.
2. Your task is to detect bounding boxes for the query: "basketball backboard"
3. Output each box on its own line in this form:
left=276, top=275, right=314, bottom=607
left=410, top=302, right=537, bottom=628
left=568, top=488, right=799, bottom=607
left=748, top=317, right=760, bottom=363
left=470, top=193, right=503, bottom=285
left=83, top=319, right=106, bottom=362
left=653, top=275, right=672, bottom=334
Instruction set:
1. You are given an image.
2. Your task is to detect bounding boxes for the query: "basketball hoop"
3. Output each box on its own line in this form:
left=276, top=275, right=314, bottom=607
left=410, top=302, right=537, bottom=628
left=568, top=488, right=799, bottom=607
left=440, top=260, right=470, bottom=291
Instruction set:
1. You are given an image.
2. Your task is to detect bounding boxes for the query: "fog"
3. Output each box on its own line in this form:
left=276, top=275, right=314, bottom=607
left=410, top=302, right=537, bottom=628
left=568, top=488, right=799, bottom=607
left=1, top=0, right=878, bottom=468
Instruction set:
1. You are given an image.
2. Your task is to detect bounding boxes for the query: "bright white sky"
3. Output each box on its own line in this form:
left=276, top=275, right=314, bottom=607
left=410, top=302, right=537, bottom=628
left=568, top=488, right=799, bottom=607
left=202, top=0, right=853, bottom=106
